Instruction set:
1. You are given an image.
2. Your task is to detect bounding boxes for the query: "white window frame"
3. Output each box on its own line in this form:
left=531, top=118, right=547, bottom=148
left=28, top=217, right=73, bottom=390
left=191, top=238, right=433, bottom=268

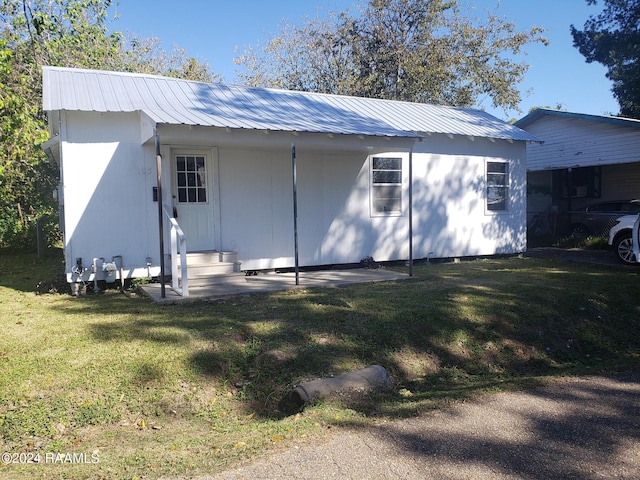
left=485, top=160, right=510, bottom=213
left=175, top=153, right=209, bottom=205
left=370, top=156, right=403, bottom=217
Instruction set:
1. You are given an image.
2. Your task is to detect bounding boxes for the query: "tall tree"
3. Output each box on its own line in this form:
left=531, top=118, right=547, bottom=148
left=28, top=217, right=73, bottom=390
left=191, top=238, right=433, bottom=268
left=0, top=0, right=218, bottom=249
left=235, top=0, right=547, bottom=113
left=571, top=0, right=640, bottom=118
left=0, top=37, right=55, bottom=248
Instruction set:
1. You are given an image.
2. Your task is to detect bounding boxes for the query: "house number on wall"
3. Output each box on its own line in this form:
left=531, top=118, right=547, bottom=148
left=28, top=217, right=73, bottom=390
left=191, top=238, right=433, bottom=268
left=136, top=168, right=153, bottom=176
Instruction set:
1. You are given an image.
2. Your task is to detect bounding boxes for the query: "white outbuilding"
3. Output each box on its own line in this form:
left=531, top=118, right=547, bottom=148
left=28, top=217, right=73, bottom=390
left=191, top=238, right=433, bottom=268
left=42, top=66, right=538, bottom=297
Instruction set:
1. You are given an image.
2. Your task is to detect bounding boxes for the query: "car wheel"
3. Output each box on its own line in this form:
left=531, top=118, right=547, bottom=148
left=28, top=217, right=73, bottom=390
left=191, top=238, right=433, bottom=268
left=613, top=232, right=637, bottom=264
left=570, top=223, right=589, bottom=238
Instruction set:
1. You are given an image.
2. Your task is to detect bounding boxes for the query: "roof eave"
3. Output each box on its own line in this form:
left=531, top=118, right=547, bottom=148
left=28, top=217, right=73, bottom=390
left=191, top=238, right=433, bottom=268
left=515, top=108, right=640, bottom=130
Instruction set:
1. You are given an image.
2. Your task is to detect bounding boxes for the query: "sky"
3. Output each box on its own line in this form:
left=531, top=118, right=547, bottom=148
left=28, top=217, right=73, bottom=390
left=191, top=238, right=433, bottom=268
left=112, top=0, right=619, bottom=121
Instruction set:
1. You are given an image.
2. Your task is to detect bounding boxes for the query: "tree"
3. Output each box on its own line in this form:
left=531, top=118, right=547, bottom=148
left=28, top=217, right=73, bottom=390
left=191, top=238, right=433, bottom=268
left=121, top=35, right=221, bottom=83
left=571, top=0, right=640, bottom=118
left=0, top=36, right=57, bottom=249
left=0, top=0, right=218, bottom=249
left=235, top=0, right=547, bottom=113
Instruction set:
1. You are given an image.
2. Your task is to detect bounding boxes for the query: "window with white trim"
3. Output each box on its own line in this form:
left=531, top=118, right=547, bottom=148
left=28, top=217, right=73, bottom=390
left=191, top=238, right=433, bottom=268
left=486, top=161, right=509, bottom=212
left=371, top=157, right=402, bottom=215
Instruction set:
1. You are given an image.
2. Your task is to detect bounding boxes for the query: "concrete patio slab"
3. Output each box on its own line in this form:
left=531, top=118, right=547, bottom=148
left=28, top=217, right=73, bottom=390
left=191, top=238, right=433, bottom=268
left=139, top=268, right=410, bottom=303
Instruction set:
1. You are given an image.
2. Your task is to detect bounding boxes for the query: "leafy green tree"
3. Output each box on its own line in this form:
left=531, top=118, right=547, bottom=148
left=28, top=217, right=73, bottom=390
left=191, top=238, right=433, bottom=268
left=235, top=0, right=547, bottom=113
left=571, top=0, right=640, bottom=118
left=0, top=37, right=56, bottom=248
left=121, top=35, right=220, bottom=82
left=0, top=0, right=218, bottom=249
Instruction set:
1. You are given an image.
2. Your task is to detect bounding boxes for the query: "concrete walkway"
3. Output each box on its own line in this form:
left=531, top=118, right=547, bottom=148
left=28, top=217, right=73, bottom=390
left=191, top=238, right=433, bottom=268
left=194, top=374, right=640, bottom=480
left=140, top=268, right=409, bottom=303
left=140, top=248, right=633, bottom=303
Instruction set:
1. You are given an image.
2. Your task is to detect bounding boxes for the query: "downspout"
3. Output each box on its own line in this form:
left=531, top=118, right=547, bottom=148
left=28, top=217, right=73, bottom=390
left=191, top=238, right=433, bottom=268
left=408, top=148, right=414, bottom=277
left=291, top=144, right=299, bottom=285
left=155, top=133, right=166, bottom=298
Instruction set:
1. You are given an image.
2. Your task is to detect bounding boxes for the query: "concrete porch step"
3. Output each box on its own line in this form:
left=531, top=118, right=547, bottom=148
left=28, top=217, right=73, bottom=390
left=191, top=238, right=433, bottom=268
left=174, top=250, right=242, bottom=287
left=179, top=251, right=238, bottom=266
left=187, top=271, right=246, bottom=288
left=187, top=262, right=242, bottom=278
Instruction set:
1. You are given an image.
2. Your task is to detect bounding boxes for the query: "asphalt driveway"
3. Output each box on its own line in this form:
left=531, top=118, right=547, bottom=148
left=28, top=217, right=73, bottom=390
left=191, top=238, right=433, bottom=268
left=196, top=374, right=640, bottom=480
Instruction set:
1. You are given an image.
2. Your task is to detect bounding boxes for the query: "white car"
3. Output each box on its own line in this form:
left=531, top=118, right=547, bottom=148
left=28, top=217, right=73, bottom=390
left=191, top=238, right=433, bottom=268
left=608, top=214, right=640, bottom=264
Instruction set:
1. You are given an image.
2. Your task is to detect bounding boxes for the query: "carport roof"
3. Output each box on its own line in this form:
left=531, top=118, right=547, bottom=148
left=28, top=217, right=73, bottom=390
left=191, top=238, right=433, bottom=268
left=43, top=66, right=539, bottom=142
left=515, top=108, right=640, bottom=130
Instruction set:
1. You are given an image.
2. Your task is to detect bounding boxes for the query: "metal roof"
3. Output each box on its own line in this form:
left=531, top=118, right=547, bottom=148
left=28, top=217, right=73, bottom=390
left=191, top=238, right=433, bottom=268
left=43, top=66, right=539, bottom=142
left=515, top=108, right=640, bottom=130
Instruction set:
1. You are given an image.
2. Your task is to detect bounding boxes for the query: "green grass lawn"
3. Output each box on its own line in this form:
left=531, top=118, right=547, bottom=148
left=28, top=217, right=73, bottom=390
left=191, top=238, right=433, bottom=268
left=1, top=250, right=639, bottom=479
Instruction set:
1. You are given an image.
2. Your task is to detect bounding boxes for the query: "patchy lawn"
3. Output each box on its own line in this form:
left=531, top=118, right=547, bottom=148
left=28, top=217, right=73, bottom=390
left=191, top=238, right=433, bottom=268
left=1, top=250, right=639, bottom=479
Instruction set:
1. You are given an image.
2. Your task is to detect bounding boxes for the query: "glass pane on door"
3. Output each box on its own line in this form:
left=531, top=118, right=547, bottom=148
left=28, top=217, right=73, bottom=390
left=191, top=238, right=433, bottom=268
left=176, top=155, right=207, bottom=203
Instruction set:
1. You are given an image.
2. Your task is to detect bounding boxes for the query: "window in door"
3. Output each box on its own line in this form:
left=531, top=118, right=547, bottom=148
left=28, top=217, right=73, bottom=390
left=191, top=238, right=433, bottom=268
left=176, top=155, right=207, bottom=203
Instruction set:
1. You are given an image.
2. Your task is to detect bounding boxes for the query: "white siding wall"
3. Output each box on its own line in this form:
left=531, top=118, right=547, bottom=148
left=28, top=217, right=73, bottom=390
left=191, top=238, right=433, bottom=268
left=61, top=112, right=159, bottom=279
left=216, top=135, right=526, bottom=270
left=412, top=136, right=527, bottom=258
left=215, top=147, right=409, bottom=270
left=216, top=147, right=295, bottom=269
left=59, top=112, right=528, bottom=278
left=525, top=116, right=640, bottom=171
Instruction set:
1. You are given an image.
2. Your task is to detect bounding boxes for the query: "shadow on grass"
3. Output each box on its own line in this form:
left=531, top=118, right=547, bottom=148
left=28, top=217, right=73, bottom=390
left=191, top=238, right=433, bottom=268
left=74, top=258, right=640, bottom=423
left=0, top=248, right=66, bottom=293
left=2, top=255, right=634, bottom=479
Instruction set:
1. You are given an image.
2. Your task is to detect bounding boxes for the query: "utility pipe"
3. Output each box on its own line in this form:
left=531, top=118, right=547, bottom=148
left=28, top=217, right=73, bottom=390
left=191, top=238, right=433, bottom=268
left=279, top=365, right=394, bottom=415
left=112, top=255, right=124, bottom=292
left=92, top=257, right=105, bottom=293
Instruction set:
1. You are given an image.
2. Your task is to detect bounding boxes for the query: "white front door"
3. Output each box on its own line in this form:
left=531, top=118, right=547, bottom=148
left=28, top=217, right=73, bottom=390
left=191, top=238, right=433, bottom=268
left=172, top=151, right=216, bottom=252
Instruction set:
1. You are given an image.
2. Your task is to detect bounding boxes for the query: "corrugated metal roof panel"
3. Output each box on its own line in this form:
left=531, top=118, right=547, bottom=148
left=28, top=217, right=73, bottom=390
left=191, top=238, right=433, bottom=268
left=43, top=66, right=539, bottom=142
